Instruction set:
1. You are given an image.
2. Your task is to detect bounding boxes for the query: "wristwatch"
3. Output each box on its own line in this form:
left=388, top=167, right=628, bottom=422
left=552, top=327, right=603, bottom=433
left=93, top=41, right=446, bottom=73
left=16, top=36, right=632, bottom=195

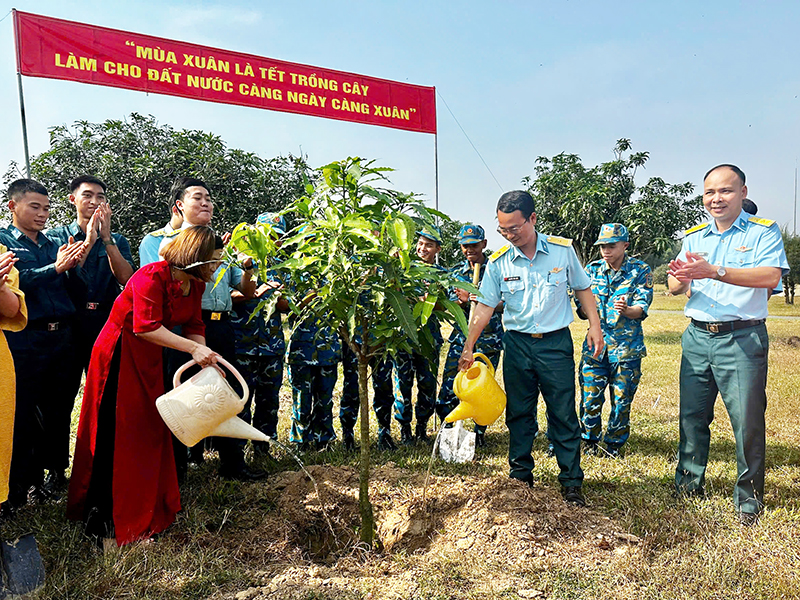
left=714, top=266, right=727, bottom=280
left=102, top=238, right=117, bottom=247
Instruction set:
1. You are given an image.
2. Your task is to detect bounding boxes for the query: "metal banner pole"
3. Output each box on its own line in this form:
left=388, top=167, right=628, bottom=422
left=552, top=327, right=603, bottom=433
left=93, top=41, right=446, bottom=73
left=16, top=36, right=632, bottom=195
left=17, top=72, right=31, bottom=178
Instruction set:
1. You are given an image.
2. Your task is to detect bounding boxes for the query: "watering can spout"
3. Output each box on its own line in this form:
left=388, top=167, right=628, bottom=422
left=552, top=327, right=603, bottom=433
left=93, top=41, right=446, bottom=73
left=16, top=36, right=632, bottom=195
left=210, top=416, right=271, bottom=442
left=444, top=402, right=474, bottom=424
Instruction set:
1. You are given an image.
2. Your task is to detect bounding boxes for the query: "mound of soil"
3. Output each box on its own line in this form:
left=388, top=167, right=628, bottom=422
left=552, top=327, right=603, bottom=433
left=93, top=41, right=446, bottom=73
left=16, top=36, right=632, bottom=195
left=211, top=465, right=641, bottom=600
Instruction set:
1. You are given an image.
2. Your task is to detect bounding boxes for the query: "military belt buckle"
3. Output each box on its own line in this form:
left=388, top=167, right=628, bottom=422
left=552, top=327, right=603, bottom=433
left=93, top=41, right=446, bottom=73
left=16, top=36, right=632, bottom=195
left=211, top=312, right=222, bottom=321
left=530, top=333, right=543, bottom=339
left=707, top=323, right=720, bottom=333
left=86, top=302, right=99, bottom=310
left=47, top=322, right=59, bottom=332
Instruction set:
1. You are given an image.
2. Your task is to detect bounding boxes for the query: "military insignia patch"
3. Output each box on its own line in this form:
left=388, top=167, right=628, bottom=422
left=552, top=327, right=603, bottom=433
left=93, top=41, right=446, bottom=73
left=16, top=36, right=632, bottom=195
left=685, top=222, right=710, bottom=235
left=734, top=246, right=753, bottom=252
left=549, top=267, right=564, bottom=274
left=546, top=235, right=572, bottom=247
left=748, top=216, right=775, bottom=227
left=490, top=244, right=511, bottom=262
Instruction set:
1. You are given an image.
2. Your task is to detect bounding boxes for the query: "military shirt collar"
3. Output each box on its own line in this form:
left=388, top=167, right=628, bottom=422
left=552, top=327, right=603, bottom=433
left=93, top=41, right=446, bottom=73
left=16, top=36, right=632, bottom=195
left=7, top=224, right=53, bottom=247
left=68, top=221, right=84, bottom=238
left=510, top=231, right=548, bottom=261
left=601, top=254, right=630, bottom=274
left=705, top=210, right=749, bottom=236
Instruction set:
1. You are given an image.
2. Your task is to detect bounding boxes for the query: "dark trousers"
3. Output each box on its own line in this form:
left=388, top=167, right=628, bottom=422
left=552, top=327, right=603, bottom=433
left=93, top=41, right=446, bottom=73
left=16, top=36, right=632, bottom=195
left=676, top=323, right=768, bottom=514
left=7, top=325, right=81, bottom=505
left=503, top=329, right=583, bottom=487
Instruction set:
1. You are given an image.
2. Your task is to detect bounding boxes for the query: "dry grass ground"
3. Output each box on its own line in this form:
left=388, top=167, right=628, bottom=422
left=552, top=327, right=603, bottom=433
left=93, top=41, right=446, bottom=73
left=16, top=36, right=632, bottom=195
left=2, top=289, right=799, bottom=599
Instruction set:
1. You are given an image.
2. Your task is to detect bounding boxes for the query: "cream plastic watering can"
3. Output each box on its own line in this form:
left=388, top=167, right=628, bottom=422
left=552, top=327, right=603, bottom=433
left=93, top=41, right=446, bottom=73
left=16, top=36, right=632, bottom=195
left=156, top=357, right=269, bottom=447
left=447, top=352, right=507, bottom=427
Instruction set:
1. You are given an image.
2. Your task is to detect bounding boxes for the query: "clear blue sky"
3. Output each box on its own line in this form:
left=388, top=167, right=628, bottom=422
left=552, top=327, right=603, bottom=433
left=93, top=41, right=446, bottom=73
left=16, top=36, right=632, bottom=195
left=2, top=1, right=799, bottom=250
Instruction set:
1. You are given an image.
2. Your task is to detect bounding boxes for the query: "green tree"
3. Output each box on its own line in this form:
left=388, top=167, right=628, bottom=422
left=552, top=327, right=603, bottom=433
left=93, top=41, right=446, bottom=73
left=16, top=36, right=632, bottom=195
left=438, top=217, right=467, bottom=268
left=4, top=113, right=309, bottom=258
left=226, top=158, right=475, bottom=546
left=522, top=139, right=705, bottom=264
left=781, top=229, right=799, bottom=304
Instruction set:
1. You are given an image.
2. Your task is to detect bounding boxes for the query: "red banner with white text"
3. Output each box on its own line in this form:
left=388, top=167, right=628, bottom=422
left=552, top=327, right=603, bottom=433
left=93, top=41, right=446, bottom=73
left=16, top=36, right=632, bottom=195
left=13, top=11, right=437, bottom=134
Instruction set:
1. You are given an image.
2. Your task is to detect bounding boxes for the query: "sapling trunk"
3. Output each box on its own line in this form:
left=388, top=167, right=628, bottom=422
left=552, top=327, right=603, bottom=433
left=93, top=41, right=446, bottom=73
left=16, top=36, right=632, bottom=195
left=357, top=354, right=374, bottom=545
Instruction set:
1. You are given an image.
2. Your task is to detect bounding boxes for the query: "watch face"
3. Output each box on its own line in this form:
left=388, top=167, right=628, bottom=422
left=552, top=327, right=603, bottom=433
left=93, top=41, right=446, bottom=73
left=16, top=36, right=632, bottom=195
left=717, top=267, right=727, bottom=277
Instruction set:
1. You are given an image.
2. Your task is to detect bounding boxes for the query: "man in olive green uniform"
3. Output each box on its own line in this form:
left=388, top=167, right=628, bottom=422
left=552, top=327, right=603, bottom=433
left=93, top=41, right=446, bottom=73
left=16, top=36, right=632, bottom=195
left=459, top=190, right=604, bottom=506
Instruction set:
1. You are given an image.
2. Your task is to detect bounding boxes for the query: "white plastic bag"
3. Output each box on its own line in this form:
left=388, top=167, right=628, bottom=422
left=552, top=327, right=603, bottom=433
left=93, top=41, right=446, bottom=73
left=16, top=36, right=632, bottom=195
left=438, top=420, right=475, bottom=463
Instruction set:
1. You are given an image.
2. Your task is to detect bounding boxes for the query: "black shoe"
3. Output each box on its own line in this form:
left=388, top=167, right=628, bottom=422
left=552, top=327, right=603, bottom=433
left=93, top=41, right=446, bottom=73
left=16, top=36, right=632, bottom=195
left=738, top=511, right=760, bottom=527
left=43, top=470, right=68, bottom=495
left=316, top=440, right=335, bottom=452
left=400, top=423, right=414, bottom=445
left=561, top=485, right=586, bottom=507
left=512, top=474, right=534, bottom=489
left=188, top=444, right=205, bottom=465
left=253, top=441, right=271, bottom=458
left=342, top=429, right=359, bottom=452
left=415, top=422, right=429, bottom=443
left=604, top=445, right=621, bottom=459
left=220, top=465, right=268, bottom=482
left=475, top=431, right=486, bottom=448
left=582, top=441, right=600, bottom=456
left=377, top=430, right=397, bottom=451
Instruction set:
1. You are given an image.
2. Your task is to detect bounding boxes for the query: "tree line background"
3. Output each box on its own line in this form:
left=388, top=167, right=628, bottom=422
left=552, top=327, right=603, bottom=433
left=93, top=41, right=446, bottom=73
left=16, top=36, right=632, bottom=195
left=2, top=114, right=798, bottom=299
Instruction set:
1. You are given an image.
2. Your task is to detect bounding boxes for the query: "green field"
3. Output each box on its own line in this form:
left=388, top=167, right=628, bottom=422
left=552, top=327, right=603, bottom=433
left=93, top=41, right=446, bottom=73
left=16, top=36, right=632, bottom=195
left=2, top=300, right=799, bottom=599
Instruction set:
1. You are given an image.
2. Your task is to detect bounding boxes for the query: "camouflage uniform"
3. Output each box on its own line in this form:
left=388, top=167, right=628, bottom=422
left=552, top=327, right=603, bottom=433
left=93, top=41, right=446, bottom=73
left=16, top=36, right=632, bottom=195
left=339, top=338, right=360, bottom=433
left=392, top=309, right=443, bottom=427
left=579, top=255, right=653, bottom=449
left=232, top=270, right=285, bottom=441
left=437, top=259, right=504, bottom=426
left=287, top=319, right=341, bottom=444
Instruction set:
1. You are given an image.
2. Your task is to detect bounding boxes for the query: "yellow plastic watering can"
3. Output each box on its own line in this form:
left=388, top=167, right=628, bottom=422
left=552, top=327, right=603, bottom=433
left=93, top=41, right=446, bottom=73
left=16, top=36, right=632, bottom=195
left=447, top=352, right=507, bottom=427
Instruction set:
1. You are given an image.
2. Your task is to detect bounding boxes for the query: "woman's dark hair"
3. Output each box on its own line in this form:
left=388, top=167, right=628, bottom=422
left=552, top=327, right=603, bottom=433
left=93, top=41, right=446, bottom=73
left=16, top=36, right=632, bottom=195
left=162, top=226, right=216, bottom=280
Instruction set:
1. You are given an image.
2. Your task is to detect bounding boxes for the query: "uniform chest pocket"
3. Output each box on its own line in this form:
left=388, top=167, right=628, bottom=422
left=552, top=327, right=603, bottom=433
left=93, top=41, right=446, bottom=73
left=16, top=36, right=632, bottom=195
left=729, top=253, right=755, bottom=268
left=500, top=279, right=525, bottom=308
left=544, top=270, right=567, bottom=296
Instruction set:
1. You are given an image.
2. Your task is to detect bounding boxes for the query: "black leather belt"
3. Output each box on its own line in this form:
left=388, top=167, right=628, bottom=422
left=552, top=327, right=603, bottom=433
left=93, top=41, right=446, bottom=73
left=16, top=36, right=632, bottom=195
left=26, top=318, right=72, bottom=331
left=202, top=310, right=231, bottom=322
left=691, top=319, right=765, bottom=333
left=510, top=327, right=566, bottom=339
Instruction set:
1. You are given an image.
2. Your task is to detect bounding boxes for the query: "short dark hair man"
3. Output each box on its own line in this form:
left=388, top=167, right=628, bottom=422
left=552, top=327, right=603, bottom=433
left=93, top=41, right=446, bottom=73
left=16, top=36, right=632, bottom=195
left=459, top=190, right=604, bottom=506
left=668, top=164, right=788, bottom=526
left=0, top=179, right=88, bottom=507
left=145, top=178, right=261, bottom=481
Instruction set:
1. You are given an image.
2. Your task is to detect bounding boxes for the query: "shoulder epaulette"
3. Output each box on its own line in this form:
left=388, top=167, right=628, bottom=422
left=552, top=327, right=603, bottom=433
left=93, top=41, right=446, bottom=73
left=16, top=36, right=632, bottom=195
left=546, top=235, right=572, bottom=247
left=749, top=216, right=775, bottom=227
left=489, top=244, right=511, bottom=262
left=684, top=222, right=709, bottom=235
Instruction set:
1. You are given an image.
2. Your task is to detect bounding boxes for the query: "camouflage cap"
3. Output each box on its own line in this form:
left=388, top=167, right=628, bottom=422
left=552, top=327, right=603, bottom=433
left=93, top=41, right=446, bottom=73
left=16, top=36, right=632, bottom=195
left=458, top=223, right=485, bottom=245
left=256, top=212, right=287, bottom=235
left=594, top=222, right=629, bottom=245
left=417, top=225, right=442, bottom=244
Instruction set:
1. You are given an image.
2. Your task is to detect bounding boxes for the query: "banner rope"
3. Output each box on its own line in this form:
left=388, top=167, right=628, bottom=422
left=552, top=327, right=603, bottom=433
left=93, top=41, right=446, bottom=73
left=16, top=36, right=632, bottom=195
left=437, top=91, right=504, bottom=192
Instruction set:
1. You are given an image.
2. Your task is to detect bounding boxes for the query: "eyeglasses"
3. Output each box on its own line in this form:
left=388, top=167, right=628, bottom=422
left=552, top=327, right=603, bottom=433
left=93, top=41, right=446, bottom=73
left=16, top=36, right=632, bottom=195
left=175, top=259, right=224, bottom=271
left=496, top=221, right=528, bottom=237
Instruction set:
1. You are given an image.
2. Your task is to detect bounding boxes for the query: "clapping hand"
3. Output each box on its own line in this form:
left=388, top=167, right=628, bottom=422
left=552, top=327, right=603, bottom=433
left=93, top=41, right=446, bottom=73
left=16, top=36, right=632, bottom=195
left=0, top=251, right=18, bottom=288
left=55, top=236, right=87, bottom=273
